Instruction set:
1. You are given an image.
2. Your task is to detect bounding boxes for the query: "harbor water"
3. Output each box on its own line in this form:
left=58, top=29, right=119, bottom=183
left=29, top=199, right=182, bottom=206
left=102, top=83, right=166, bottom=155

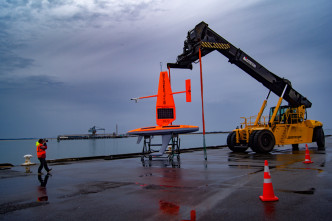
left=0, top=133, right=228, bottom=166
left=2, top=128, right=331, bottom=166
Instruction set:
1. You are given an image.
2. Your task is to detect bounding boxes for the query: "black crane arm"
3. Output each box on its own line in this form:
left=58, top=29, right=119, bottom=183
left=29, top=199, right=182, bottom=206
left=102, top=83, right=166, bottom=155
left=167, top=21, right=311, bottom=108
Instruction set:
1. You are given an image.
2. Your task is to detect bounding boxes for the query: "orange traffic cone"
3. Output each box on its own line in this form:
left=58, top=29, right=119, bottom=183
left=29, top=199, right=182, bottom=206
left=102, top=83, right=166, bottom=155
left=260, top=160, right=279, bottom=202
left=303, top=144, right=313, bottom=164
left=181, top=210, right=196, bottom=221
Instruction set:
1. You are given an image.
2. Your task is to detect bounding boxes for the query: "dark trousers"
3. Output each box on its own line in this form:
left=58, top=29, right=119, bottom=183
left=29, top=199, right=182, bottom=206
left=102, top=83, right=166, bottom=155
left=38, top=158, right=50, bottom=173
left=38, top=174, right=50, bottom=187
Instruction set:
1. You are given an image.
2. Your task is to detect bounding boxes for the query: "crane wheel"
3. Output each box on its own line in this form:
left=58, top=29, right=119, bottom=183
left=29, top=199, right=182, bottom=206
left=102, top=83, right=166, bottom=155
left=227, top=132, right=236, bottom=150
left=253, top=130, right=275, bottom=153
left=227, top=131, right=248, bottom=152
left=292, top=144, right=299, bottom=151
left=314, top=127, right=325, bottom=150
left=249, top=131, right=258, bottom=152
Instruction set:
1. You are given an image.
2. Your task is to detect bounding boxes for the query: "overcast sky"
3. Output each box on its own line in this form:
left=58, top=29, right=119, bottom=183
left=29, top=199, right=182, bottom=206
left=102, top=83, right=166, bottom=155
left=1, top=0, right=331, bottom=138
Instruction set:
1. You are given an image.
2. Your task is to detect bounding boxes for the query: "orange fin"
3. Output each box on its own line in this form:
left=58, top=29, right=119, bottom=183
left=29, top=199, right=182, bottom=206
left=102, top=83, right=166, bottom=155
left=185, top=79, right=191, bottom=102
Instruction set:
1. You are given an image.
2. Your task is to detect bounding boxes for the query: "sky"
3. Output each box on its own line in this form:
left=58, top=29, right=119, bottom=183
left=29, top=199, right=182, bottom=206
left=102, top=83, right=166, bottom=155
left=1, top=0, right=332, bottom=138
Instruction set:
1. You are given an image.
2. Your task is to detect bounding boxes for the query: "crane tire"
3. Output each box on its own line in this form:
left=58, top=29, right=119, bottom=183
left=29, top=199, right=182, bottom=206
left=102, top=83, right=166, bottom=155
left=249, top=130, right=258, bottom=152
left=292, top=144, right=299, bottom=151
left=253, top=130, right=275, bottom=153
left=227, top=131, right=236, bottom=151
left=315, top=127, right=325, bottom=150
left=227, top=131, right=248, bottom=152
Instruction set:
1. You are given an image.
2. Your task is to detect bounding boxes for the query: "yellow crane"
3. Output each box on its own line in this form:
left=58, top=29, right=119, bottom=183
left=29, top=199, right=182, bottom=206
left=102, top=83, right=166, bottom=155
left=167, top=21, right=325, bottom=153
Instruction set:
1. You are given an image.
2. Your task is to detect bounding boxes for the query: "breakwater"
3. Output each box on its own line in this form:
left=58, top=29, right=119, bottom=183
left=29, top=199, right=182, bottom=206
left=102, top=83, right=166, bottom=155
left=57, top=133, right=130, bottom=141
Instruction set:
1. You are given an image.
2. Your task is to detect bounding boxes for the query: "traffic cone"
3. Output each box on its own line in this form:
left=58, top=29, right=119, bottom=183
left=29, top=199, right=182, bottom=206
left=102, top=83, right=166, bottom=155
left=303, top=144, right=313, bottom=164
left=260, top=160, right=279, bottom=202
left=181, top=210, right=196, bottom=221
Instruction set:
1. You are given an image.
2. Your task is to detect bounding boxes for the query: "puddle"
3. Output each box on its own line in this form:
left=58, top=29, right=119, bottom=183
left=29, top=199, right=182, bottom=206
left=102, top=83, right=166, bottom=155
left=279, top=187, right=315, bottom=195
left=159, top=200, right=180, bottom=214
left=0, top=201, right=48, bottom=215
left=58, top=181, right=132, bottom=198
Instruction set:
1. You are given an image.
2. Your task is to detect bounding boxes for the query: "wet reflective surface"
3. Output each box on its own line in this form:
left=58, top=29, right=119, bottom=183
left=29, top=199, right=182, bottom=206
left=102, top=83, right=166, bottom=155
left=0, top=138, right=331, bottom=220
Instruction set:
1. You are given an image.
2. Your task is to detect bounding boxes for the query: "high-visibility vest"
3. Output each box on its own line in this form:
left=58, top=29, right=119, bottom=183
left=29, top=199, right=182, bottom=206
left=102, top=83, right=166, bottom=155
left=36, top=143, right=46, bottom=158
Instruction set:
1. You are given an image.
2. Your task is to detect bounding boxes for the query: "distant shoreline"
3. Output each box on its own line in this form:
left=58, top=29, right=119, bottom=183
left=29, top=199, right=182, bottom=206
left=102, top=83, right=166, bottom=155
left=0, top=138, right=38, bottom=141
left=1, top=131, right=331, bottom=141
left=0, top=131, right=232, bottom=141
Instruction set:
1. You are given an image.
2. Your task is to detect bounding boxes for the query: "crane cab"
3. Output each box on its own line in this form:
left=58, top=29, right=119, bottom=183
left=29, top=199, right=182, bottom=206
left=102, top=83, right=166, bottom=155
left=269, top=105, right=306, bottom=125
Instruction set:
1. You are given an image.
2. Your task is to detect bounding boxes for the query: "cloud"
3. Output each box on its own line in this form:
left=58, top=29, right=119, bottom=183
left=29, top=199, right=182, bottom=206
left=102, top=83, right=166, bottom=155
left=0, top=49, right=34, bottom=73
left=1, top=0, right=164, bottom=29
left=0, top=0, right=331, bottom=138
left=0, top=0, right=164, bottom=75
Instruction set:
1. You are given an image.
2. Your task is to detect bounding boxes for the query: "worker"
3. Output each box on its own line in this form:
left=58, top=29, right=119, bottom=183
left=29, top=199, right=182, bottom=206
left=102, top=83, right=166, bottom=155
left=36, top=139, right=52, bottom=175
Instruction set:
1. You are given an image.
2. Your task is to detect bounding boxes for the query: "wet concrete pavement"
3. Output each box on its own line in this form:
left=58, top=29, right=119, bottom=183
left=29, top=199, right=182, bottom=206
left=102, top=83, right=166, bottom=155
left=1, top=137, right=331, bottom=221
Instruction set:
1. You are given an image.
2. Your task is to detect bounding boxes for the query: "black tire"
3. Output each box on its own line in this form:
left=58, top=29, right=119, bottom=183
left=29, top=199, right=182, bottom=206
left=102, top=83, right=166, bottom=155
left=315, top=127, right=325, bottom=150
left=253, top=130, right=275, bottom=153
left=227, top=131, right=236, bottom=151
left=227, top=131, right=248, bottom=152
left=249, top=131, right=258, bottom=152
left=292, top=144, right=299, bottom=151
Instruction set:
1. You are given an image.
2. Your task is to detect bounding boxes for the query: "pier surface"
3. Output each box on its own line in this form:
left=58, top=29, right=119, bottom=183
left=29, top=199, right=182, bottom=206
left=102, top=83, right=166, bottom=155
left=1, top=137, right=331, bottom=220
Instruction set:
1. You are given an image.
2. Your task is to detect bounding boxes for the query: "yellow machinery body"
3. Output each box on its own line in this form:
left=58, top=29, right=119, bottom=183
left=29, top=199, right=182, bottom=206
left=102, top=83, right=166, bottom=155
left=228, top=99, right=325, bottom=153
left=235, top=110, right=322, bottom=145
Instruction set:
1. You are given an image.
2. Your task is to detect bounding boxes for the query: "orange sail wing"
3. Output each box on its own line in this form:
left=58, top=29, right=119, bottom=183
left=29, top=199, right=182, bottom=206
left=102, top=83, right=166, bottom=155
left=156, top=71, right=176, bottom=126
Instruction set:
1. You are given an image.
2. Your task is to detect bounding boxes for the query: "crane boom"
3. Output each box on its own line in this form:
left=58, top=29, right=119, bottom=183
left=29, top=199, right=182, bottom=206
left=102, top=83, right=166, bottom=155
left=167, top=21, right=311, bottom=108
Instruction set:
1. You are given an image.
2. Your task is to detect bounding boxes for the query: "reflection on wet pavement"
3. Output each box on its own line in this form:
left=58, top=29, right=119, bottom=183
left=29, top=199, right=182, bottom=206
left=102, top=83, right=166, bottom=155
left=0, top=138, right=331, bottom=220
